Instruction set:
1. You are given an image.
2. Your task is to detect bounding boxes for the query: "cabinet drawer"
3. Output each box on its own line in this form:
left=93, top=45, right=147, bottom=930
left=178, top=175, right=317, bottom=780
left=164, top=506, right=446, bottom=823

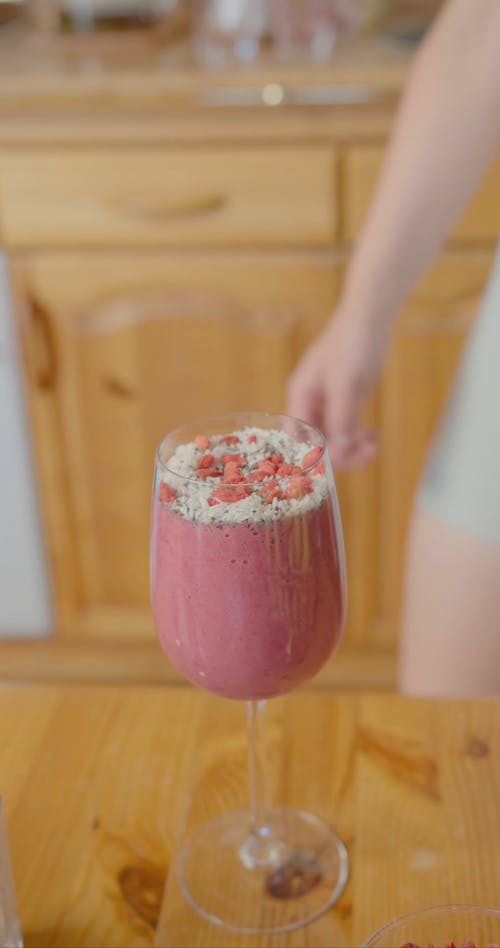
left=0, top=145, right=337, bottom=249
left=343, top=146, right=500, bottom=243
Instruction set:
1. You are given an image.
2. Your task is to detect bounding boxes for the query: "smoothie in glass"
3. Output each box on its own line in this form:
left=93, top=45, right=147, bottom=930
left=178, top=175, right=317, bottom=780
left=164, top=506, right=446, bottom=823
left=151, top=425, right=343, bottom=699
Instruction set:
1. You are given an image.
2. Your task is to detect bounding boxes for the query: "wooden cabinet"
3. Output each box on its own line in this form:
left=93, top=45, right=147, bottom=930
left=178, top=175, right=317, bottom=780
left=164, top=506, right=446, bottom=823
left=1, top=50, right=499, bottom=688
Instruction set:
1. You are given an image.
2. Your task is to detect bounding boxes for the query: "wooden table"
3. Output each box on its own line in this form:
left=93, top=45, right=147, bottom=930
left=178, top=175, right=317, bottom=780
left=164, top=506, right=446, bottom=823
left=0, top=684, right=498, bottom=947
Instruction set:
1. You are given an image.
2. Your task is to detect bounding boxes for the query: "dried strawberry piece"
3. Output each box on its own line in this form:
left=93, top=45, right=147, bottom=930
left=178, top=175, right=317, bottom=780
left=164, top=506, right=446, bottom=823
left=196, top=468, right=222, bottom=479
left=461, top=941, right=476, bottom=948
left=277, top=463, right=302, bottom=476
left=247, top=434, right=257, bottom=443
left=266, top=489, right=283, bottom=503
left=159, top=482, right=177, bottom=503
left=221, top=434, right=240, bottom=445
left=245, top=470, right=267, bottom=483
left=194, top=434, right=210, bottom=451
left=197, top=453, right=216, bottom=469
left=270, top=453, right=284, bottom=465
left=207, top=496, right=220, bottom=507
left=221, top=453, right=246, bottom=466
left=314, top=459, right=326, bottom=474
left=283, top=475, right=312, bottom=500
left=211, top=484, right=250, bottom=504
left=301, top=445, right=323, bottom=469
left=259, top=481, right=283, bottom=504
left=223, top=471, right=245, bottom=484
left=259, top=479, right=280, bottom=493
left=444, top=942, right=456, bottom=948
left=223, top=460, right=245, bottom=482
left=256, top=459, right=276, bottom=476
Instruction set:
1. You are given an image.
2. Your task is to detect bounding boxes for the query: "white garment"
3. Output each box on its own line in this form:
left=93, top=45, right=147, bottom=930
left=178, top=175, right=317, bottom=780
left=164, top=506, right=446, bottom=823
left=419, top=242, right=500, bottom=544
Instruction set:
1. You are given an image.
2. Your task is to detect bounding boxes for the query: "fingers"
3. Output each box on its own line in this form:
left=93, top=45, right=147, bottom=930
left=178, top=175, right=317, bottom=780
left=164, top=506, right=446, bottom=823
left=287, top=369, right=379, bottom=469
left=286, top=333, right=379, bottom=470
left=322, top=374, right=369, bottom=466
left=286, top=349, right=325, bottom=430
left=287, top=385, right=323, bottom=431
left=328, top=429, right=379, bottom=469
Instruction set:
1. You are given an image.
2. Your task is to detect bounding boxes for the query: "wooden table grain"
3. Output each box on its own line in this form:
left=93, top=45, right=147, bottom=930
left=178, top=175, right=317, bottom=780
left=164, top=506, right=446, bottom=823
left=0, top=685, right=498, bottom=948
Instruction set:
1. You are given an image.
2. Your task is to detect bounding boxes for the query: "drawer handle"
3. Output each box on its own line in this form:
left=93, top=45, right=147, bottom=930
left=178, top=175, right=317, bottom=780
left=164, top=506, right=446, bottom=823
left=29, top=294, right=57, bottom=390
left=199, top=84, right=388, bottom=107
left=105, top=192, right=227, bottom=222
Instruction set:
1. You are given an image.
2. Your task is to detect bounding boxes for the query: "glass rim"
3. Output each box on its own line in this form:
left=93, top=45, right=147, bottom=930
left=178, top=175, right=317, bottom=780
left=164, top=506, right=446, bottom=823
left=362, top=903, right=500, bottom=946
left=155, top=410, right=328, bottom=486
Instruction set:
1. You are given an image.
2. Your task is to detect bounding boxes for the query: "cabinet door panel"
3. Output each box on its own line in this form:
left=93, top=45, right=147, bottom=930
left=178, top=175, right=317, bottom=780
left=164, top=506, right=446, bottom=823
left=16, top=251, right=490, bottom=659
left=13, top=252, right=340, bottom=639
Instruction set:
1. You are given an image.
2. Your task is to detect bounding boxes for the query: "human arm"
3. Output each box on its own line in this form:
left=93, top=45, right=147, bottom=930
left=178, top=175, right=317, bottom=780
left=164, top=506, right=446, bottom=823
left=287, top=0, right=500, bottom=466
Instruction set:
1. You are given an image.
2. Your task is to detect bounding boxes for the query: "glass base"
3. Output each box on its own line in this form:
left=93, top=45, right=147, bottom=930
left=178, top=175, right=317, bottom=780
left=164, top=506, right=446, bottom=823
left=178, top=806, right=349, bottom=934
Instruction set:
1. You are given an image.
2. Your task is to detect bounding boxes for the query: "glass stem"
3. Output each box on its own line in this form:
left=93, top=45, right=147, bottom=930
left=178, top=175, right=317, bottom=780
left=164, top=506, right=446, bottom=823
left=240, top=701, right=287, bottom=870
left=246, top=699, right=269, bottom=834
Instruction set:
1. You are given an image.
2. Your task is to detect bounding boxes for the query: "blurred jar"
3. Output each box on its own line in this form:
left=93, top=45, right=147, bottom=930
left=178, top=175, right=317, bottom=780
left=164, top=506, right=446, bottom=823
left=192, top=0, right=268, bottom=65
left=268, top=0, right=362, bottom=62
left=0, top=0, right=25, bottom=30
left=26, top=0, right=182, bottom=54
left=55, top=0, right=177, bottom=32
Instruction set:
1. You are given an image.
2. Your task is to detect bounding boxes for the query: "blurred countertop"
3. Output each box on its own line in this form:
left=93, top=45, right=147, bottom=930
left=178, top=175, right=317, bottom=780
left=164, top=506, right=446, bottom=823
left=0, top=32, right=414, bottom=143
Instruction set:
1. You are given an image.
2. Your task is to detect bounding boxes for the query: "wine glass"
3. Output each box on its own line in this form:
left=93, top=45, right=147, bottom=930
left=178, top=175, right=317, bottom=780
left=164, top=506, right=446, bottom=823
left=150, top=411, right=348, bottom=933
left=0, top=799, right=23, bottom=948
left=362, top=904, right=500, bottom=947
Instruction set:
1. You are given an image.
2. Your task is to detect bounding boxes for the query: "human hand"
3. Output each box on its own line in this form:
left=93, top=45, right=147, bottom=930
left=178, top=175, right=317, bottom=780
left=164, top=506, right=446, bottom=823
left=287, top=310, right=388, bottom=469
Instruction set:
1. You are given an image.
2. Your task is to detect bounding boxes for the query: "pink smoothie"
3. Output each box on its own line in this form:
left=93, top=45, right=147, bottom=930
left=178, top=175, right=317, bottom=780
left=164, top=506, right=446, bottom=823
left=151, top=498, right=343, bottom=700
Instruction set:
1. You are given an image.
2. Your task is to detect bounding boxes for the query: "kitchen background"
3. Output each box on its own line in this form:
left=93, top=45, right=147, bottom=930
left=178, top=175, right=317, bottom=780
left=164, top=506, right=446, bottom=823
left=0, top=0, right=498, bottom=688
